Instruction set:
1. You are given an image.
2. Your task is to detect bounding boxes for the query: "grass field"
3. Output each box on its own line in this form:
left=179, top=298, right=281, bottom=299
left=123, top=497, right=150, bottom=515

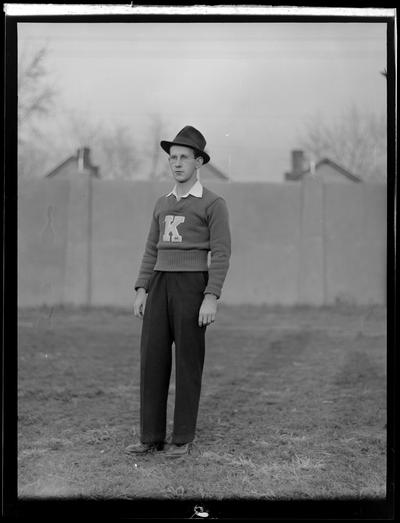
left=17, top=304, right=387, bottom=501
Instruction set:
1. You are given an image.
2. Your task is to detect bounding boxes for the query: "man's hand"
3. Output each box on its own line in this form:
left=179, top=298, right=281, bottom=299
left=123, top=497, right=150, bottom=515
left=133, top=288, right=147, bottom=319
left=198, top=293, right=217, bottom=327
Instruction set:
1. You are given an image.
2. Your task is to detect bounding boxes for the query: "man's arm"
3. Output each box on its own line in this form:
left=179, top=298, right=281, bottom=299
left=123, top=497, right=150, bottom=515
left=198, top=197, right=231, bottom=326
left=134, top=209, right=159, bottom=292
left=133, top=208, right=159, bottom=319
left=204, top=197, right=231, bottom=298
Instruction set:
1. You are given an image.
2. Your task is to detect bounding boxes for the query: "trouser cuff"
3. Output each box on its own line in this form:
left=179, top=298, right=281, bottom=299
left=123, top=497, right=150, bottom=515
left=171, top=434, right=195, bottom=445
left=141, top=434, right=166, bottom=444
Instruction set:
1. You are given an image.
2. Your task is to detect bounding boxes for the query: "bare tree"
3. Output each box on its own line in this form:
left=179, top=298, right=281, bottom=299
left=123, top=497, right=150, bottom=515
left=18, top=45, right=57, bottom=144
left=16, top=45, right=165, bottom=181
left=94, top=123, right=143, bottom=179
left=46, top=110, right=144, bottom=180
left=17, top=44, right=58, bottom=179
left=298, top=103, right=386, bottom=182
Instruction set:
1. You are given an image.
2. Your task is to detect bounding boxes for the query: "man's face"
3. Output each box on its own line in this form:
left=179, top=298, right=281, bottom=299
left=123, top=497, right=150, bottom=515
left=168, top=145, right=203, bottom=184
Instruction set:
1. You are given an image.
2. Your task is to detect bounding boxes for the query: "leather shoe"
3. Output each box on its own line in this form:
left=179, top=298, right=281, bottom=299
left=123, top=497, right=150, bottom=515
left=125, top=441, right=164, bottom=454
left=162, top=442, right=192, bottom=458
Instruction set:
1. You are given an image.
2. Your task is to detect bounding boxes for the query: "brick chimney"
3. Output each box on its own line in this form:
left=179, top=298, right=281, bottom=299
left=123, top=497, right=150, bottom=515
left=285, top=149, right=306, bottom=181
left=291, top=150, right=305, bottom=177
left=77, top=147, right=91, bottom=172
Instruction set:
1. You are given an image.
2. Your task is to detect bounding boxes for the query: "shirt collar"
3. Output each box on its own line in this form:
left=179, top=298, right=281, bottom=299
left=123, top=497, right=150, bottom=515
left=166, top=179, right=203, bottom=199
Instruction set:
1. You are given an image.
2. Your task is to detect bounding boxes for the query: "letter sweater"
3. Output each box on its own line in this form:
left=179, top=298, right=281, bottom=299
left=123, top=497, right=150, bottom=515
left=135, top=186, right=231, bottom=298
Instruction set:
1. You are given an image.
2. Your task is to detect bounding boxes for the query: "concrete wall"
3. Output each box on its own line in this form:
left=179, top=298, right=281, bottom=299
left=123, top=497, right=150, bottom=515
left=17, top=178, right=387, bottom=307
left=324, top=183, right=387, bottom=305
left=18, top=179, right=70, bottom=306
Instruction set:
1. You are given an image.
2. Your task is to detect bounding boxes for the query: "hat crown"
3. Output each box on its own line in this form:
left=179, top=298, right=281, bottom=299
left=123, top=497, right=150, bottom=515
left=173, top=126, right=206, bottom=151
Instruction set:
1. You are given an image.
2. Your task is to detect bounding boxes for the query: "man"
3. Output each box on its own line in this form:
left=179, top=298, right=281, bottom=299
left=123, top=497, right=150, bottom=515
left=125, top=125, right=231, bottom=458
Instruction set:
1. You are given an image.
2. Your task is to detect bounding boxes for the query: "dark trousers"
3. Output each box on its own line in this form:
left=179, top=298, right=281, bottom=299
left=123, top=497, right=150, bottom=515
left=140, top=271, right=208, bottom=445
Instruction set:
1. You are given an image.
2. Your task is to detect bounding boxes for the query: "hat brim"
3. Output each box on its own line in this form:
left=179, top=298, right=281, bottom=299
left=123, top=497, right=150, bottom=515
left=160, top=140, right=210, bottom=164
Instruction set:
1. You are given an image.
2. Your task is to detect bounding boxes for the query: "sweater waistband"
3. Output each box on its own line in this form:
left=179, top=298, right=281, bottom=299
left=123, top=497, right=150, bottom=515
left=154, top=249, right=209, bottom=271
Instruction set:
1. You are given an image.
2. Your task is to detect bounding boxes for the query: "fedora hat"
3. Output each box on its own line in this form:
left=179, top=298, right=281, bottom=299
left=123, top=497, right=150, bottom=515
left=160, top=126, right=210, bottom=164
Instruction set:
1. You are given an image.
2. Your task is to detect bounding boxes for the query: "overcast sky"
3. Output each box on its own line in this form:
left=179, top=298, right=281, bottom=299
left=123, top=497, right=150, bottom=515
left=18, top=21, right=387, bottom=182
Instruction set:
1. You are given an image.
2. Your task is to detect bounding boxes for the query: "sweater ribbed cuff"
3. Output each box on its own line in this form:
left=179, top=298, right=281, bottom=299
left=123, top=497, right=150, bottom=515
left=204, top=284, right=221, bottom=299
left=134, top=278, right=150, bottom=292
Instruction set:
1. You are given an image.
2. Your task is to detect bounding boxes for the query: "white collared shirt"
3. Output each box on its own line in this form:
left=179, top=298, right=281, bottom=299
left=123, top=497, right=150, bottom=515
left=166, top=179, right=203, bottom=199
